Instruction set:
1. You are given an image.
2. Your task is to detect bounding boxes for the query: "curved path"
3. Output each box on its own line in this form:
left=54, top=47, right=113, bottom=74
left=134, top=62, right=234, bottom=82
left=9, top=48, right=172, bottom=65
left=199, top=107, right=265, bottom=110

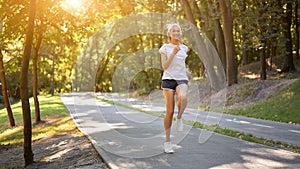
left=61, top=93, right=300, bottom=169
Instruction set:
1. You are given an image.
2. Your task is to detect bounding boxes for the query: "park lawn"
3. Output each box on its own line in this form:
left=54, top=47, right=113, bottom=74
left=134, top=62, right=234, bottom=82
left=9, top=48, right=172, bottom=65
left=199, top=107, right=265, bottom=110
left=0, top=95, right=78, bottom=145
left=227, top=79, right=300, bottom=124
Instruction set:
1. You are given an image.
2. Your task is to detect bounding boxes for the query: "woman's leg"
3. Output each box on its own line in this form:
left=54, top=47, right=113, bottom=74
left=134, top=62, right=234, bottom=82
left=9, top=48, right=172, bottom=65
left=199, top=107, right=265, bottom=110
left=176, top=84, right=188, bottom=119
left=163, top=89, right=175, bottom=142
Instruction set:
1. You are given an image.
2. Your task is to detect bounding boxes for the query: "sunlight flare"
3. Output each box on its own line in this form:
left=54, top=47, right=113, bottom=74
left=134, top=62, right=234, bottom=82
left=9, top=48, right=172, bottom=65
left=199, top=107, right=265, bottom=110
left=62, top=0, right=83, bottom=9
left=61, top=0, right=85, bottom=16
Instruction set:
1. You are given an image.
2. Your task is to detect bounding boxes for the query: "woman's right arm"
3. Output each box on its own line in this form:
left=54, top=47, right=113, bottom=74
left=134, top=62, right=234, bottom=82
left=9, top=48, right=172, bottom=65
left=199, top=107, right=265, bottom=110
left=161, top=46, right=180, bottom=70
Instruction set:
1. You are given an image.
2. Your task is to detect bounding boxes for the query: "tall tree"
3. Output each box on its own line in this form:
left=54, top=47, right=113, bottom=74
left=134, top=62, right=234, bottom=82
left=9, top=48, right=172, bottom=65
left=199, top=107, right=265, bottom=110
left=32, top=27, right=43, bottom=123
left=180, top=0, right=225, bottom=90
left=186, top=1, right=206, bottom=77
left=260, top=45, right=267, bottom=80
left=0, top=17, right=15, bottom=127
left=31, top=1, right=45, bottom=123
left=240, top=0, right=248, bottom=65
left=218, top=0, right=237, bottom=85
left=295, top=0, right=299, bottom=59
left=0, top=1, right=26, bottom=128
left=0, top=51, right=15, bottom=127
left=278, top=0, right=296, bottom=72
left=206, top=0, right=226, bottom=70
left=20, top=0, right=36, bottom=165
left=258, top=1, right=268, bottom=80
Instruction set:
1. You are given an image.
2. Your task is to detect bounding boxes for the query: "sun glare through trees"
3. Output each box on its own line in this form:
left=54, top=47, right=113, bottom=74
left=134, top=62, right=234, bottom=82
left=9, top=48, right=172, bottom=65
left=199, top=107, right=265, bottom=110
left=60, top=0, right=85, bottom=16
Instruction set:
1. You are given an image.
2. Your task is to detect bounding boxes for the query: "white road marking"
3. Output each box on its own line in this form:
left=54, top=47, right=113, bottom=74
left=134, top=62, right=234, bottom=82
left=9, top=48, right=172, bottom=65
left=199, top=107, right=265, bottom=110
left=288, top=130, right=300, bottom=134
left=239, top=120, right=251, bottom=124
left=225, top=119, right=251, bottom=124
left=252, top=123, right=274, bottom=128
left=208, top=116, right=218, bottom=119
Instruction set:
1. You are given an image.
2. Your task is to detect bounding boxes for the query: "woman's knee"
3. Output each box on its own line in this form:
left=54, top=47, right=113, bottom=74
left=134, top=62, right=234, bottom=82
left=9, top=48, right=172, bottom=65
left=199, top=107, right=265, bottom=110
left=181, top=95, right=187, bottom=102
left=177, top=84, right=188, bottom=97
left=165, top=110, right=174, bottom=117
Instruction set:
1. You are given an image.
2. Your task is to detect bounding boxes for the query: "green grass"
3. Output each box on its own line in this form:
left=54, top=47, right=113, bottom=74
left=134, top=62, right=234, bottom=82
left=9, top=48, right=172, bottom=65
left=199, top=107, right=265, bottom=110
left=227, top=79, right=300, bottom=124
left=226, top=83, right=255, bottom=106
left=191, top=121, right=300, bottom=154
left=0, top=95, right=78, bottom=145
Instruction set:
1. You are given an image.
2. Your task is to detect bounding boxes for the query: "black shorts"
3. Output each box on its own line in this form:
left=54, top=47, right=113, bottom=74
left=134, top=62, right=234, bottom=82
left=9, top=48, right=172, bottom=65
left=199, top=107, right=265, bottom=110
left=161, top=79, right=188, bottom=91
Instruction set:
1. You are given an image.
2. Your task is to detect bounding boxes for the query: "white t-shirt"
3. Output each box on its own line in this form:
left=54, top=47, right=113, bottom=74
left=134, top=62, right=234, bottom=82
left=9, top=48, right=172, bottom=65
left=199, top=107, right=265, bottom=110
left=159, top=43, right=188, bottom=80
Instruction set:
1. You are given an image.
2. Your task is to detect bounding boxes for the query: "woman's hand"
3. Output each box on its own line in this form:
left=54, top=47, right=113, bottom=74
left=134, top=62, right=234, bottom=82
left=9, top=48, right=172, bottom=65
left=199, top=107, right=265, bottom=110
left=171, top=45, right=180, bottom=56
left=186, top=68, right=193, bottom=80
left=161, top=45, right=181, bottom=70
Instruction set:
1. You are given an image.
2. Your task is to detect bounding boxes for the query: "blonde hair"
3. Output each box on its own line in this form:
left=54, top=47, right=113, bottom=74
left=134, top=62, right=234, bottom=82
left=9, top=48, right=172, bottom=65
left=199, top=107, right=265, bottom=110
left=166, top=23, right=182, bottom=41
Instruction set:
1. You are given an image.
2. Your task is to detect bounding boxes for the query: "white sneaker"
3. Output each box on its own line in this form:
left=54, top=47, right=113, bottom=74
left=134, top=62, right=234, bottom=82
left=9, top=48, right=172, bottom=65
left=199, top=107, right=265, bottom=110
left=164, top=142, right=174, bottom=153
left=176, top=117, right=183, bottom=132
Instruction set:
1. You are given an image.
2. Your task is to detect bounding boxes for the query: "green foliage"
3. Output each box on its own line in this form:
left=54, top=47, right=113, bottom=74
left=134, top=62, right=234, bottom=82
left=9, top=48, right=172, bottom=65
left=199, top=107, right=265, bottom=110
left=130, top=68, right=162, bottom=95
left=0, top=0, right=298, bottom=97
left=233, top=0, right=287, bottom=65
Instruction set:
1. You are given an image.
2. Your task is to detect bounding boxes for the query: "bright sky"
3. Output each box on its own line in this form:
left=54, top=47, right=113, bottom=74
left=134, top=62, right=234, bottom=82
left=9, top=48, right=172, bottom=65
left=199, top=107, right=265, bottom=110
left=60, top=0, right=84, bottom=16
left=64, top=0, right=83, bottom=8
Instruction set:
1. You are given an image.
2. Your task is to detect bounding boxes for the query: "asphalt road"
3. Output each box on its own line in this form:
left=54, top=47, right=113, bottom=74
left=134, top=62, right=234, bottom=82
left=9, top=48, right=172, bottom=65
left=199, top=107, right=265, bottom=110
left=61, top=93, right=300, bottom=169
left=97, top=92, right=300, bottom=146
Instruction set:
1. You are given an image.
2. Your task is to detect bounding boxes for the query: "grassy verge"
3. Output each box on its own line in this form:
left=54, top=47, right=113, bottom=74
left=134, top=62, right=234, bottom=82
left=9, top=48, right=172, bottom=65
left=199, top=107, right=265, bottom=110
left=191, top=121, right=300, bottom=154
left=227, top=79, right=300, bottom=124
left=95, top=94, right=300, bottom=154
left=0, top=95, right=79, bottom=145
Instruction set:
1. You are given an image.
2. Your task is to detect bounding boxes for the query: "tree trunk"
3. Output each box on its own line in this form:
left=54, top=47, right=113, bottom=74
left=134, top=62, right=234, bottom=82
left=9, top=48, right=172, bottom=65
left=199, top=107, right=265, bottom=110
left=0, top=50, right=15, bottom=127
left=295, top=0, right=299, bottom=59
left=214, top=19, right=226, bottom=70
left=33, top=32, right=43, bottom=123
left=20, top=0, right=36, bottom=166
left=96, top=53, right=110, bottom=92
left=266, top=40, right=271, bottom=70
left=241, top=0, right=248, bottom=65
left=0, top=18, right=2, bottom=33
left=270, top=44, right=277, bottom=70
left=51, top=48, right=55, bottom=95
left=50, top=44, right=57, bottom=95
left=190, top=1, right=206, bottom=77
left=258, top=2, right=268, bottom=78
left=180, top=0, right=225, bottom=90
left=260, top=46, right=267, bottom=80
left=196, top=0, right=215, bottom=47
left=206, top=0, right=226, bottom=71
left=218, top=0, right=238, bottom=86
left=279, top=1, right=296, bottom=72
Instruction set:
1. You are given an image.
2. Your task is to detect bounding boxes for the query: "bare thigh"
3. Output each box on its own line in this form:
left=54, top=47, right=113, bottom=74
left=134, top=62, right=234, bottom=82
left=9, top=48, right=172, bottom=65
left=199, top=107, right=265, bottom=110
left=176, top=84, right=188, bottom=98
left=163, top=89, right=175, bottom=114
